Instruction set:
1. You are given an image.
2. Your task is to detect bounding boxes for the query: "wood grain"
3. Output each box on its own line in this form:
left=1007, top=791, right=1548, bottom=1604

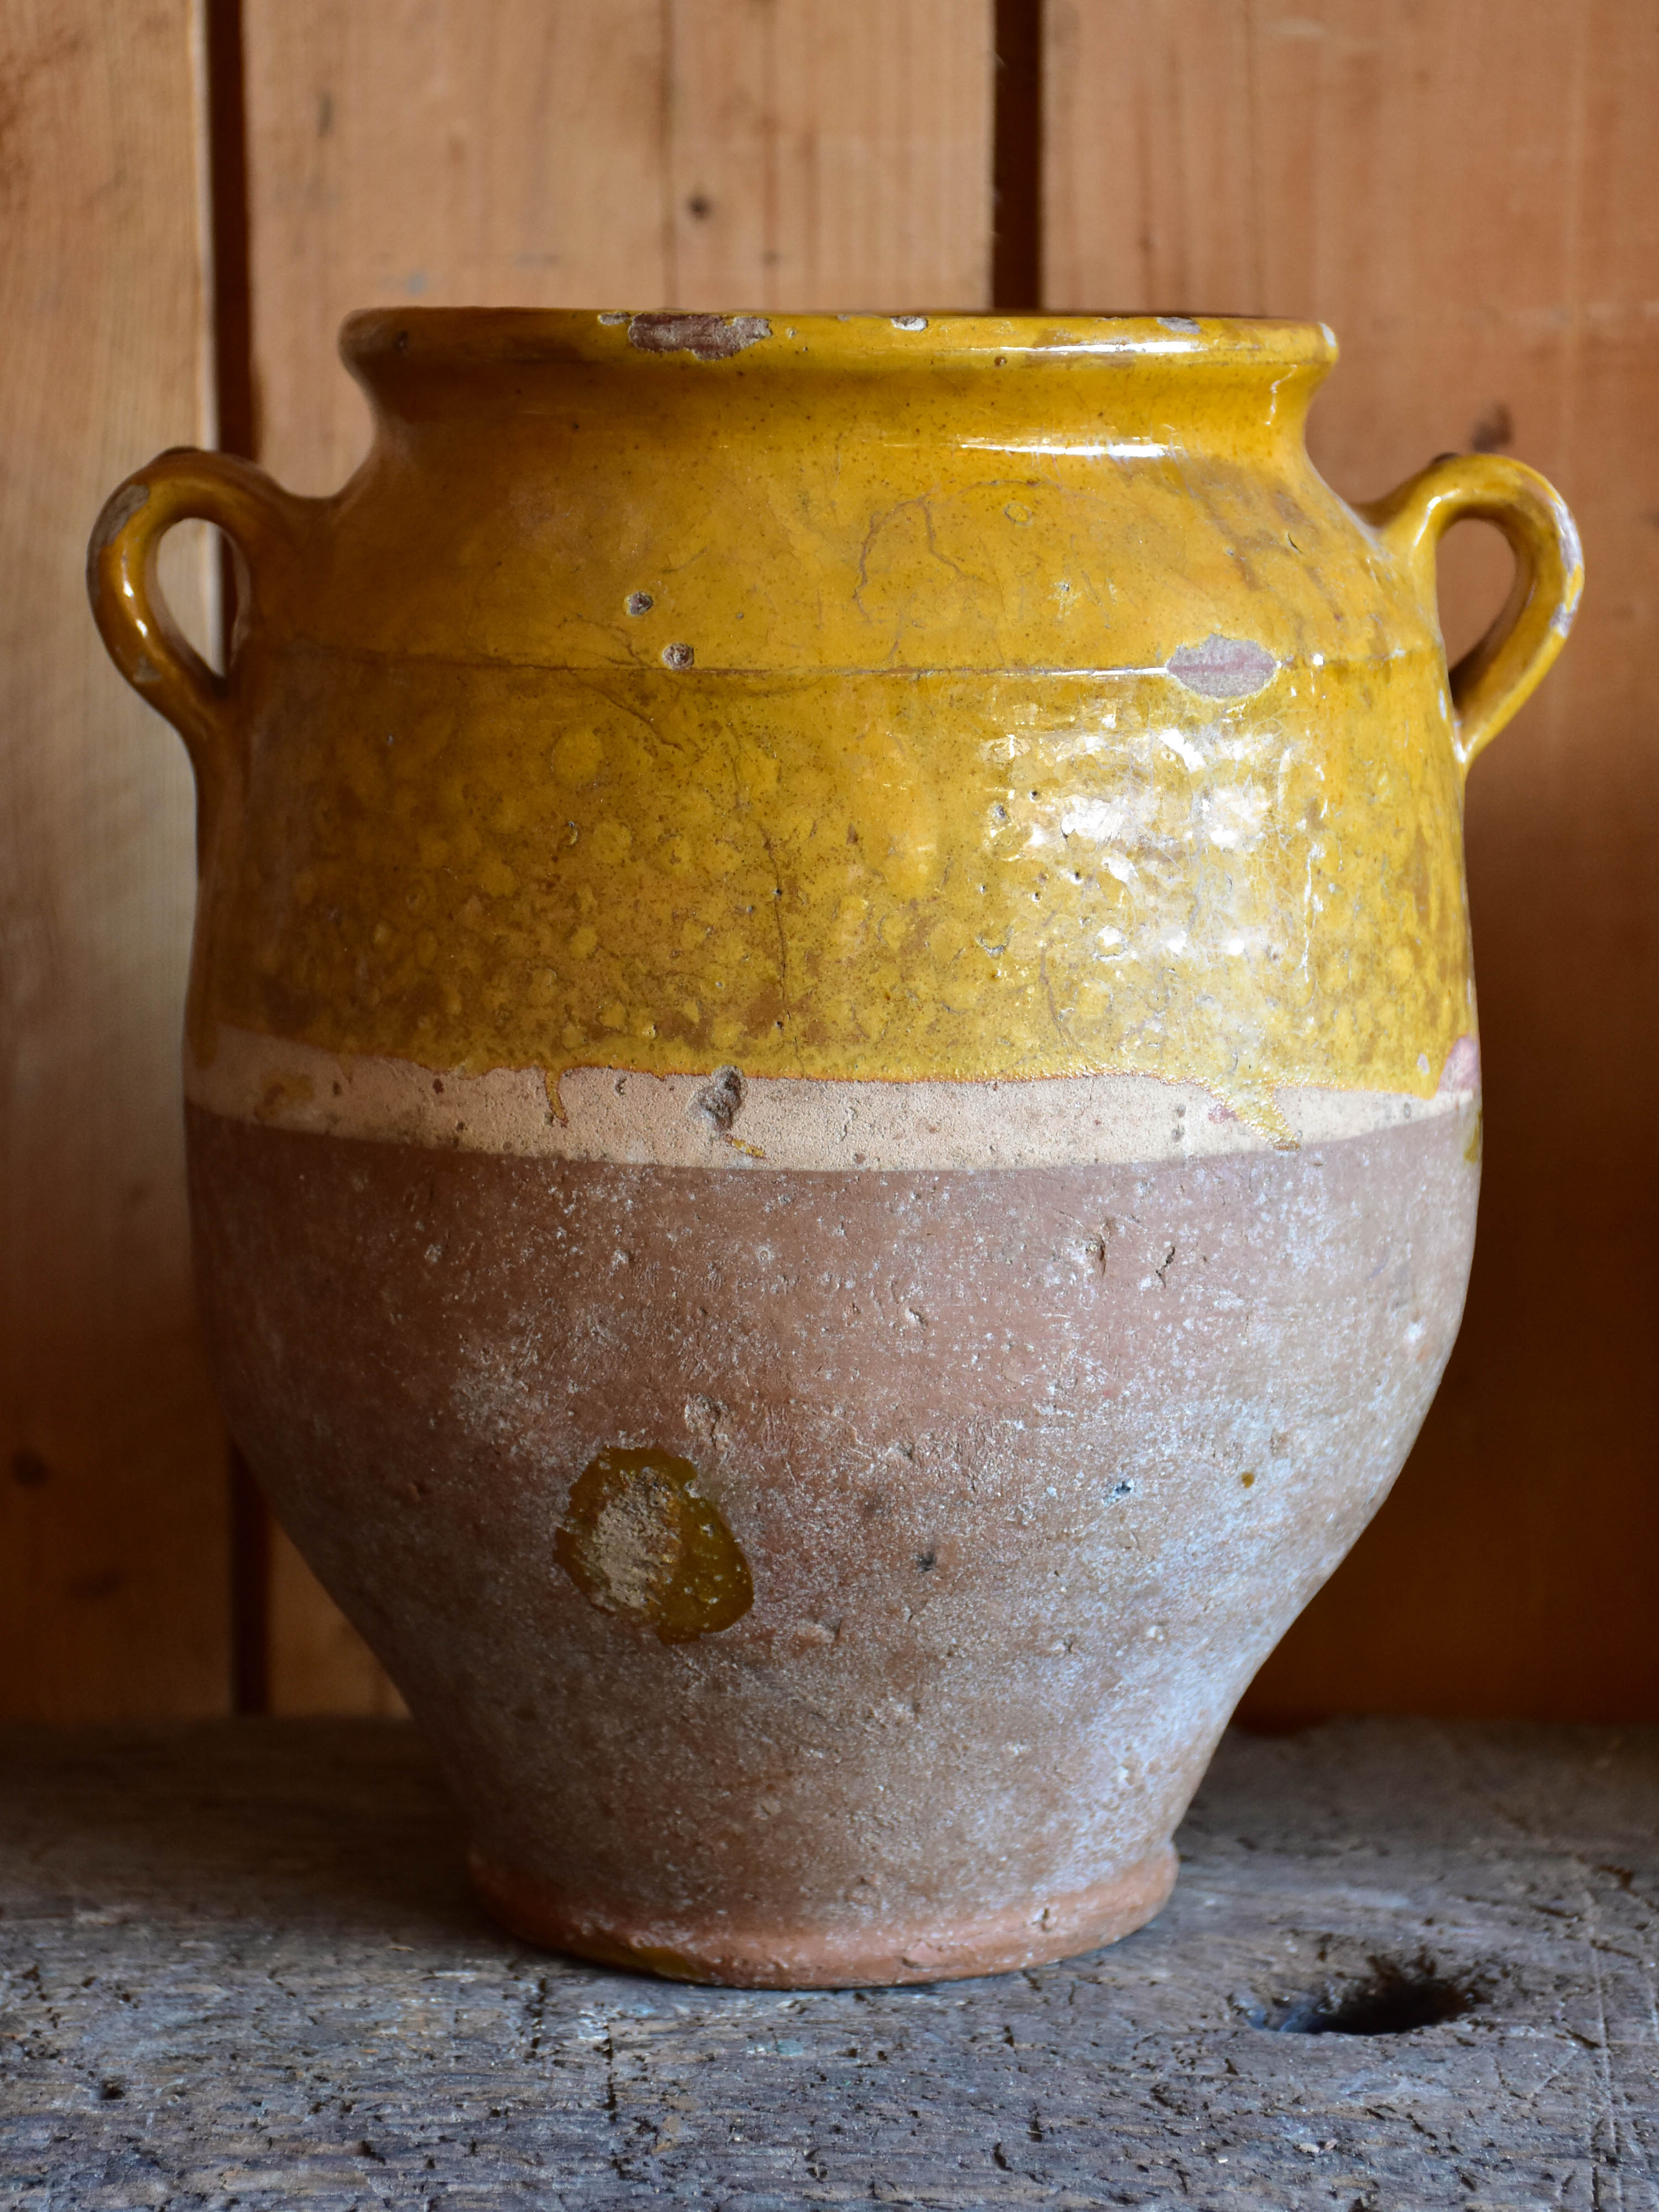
left=1046, top=0, right=1659, bottom=1721
left=244, top=0, right=993, bottom=495
left=0, top=0, right=228, bottom=1719
left=2, top=1718, right=1653, bottom=2201
left=241, top=0, right=995, bottom=1711
left=667, top=0, right=993, bottom=312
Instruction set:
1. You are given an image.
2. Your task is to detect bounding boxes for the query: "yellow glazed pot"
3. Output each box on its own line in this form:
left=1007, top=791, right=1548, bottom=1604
left=90, top=311, right=1580, bottom=1986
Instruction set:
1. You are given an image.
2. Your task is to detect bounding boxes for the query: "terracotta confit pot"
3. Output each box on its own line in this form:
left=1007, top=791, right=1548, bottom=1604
left=90, top=311, right=1580, bottom=1987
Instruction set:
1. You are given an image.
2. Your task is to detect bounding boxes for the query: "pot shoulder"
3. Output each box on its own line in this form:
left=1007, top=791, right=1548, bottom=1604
left=268, top=418, right=1432, bottom=678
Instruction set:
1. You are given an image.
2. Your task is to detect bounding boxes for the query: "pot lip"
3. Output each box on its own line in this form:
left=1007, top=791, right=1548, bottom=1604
left=341, top=306, right=1337, bottom=374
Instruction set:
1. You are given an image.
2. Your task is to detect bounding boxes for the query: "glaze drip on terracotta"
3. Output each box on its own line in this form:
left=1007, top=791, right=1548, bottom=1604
left=555, top=1447, right=753, bottom=1642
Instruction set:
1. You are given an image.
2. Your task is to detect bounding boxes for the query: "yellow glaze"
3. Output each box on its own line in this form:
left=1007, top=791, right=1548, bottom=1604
left=555, top=1447, right=754, bottom=1644
left=88, top=312, right=1582, bottom=1126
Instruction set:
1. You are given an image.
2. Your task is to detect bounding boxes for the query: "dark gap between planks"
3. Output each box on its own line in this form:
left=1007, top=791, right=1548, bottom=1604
left=204, top=0, right=270, bottom=1715
left=993, top=0, right=1044, bottom=310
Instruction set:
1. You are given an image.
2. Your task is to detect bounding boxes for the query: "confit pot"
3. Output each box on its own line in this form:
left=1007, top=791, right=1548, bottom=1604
left=90, top=309, right=1581, bottom=1987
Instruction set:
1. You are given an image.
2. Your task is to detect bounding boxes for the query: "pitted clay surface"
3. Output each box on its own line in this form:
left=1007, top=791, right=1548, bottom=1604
left=187, top=1093, right=1479, bottom=1980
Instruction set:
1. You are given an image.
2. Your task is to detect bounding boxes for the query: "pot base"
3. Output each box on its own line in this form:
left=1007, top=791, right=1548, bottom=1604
left=468, top=1842, right=1178, bottom=1989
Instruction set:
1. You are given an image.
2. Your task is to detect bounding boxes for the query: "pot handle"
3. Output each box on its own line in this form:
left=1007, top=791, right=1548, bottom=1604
left=86, top=447, right=299, bottom=801
left=1360, top=452, right=1583, bottom=774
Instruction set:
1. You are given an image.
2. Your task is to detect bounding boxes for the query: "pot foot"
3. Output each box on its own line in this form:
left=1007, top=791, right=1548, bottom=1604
left=467, top=1841, right=1178, bottom=1988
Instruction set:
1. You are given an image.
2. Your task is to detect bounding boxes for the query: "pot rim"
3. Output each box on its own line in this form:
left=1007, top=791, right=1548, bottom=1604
left=341, top=306, right=1337, bottom=375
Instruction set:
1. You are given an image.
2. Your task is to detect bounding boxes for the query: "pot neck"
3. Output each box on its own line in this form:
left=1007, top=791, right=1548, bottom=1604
left=342, top=309, right=1335, bottom=455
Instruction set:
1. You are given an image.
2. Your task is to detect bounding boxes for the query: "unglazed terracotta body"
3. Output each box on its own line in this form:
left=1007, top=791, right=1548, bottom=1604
left=90, top=311, right=1580, bottom=1986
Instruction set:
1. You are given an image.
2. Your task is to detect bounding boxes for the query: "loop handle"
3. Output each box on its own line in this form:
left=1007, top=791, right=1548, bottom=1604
left=1361, top=452, right=1583, bottom=775
left=87, top=448, right=300, bottom=811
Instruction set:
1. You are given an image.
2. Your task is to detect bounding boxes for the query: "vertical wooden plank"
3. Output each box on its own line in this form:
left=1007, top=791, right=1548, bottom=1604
left=247, top=0, right=995, bottom=498
left=1045, top=0, right=1659, bottom=1720
left=1046, top=0, right=1260, bottom=315
left=243, top=0, right=996, bottom=1714
left=671, top=0, right=993, bottom=310
left=0, top=0, right=227, bottom=1718
left=243, top=1, right=670, bottom=499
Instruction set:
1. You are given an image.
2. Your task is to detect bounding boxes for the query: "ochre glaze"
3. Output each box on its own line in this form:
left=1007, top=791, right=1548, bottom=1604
left=555, top=1446, right=754, bottom=1644
left=88, top=313, right=1581, bottom=1129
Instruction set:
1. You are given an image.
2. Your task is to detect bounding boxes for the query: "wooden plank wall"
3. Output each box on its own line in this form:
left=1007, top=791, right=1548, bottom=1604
left=1045, top=0, right=1659, bottom=1724
left=0, top=0, right=228, bottom=1720
left=5, top=2, right=1653, bottom=1723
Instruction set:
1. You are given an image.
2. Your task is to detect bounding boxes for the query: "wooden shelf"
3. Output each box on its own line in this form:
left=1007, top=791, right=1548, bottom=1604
left=2, top=1719, right=1653, bottom=2205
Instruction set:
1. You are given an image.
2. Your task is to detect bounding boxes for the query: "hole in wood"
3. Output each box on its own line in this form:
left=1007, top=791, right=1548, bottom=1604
left=1258, top=1957, right=1477, bottom=2036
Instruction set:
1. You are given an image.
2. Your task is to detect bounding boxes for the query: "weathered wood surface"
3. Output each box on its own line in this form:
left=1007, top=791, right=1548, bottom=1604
left=2, top=1721, right=1654, bottom=2207
left=1045, top=0, right=1659, bottom=1729
left=0, top=0, right=228, bottom=1721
